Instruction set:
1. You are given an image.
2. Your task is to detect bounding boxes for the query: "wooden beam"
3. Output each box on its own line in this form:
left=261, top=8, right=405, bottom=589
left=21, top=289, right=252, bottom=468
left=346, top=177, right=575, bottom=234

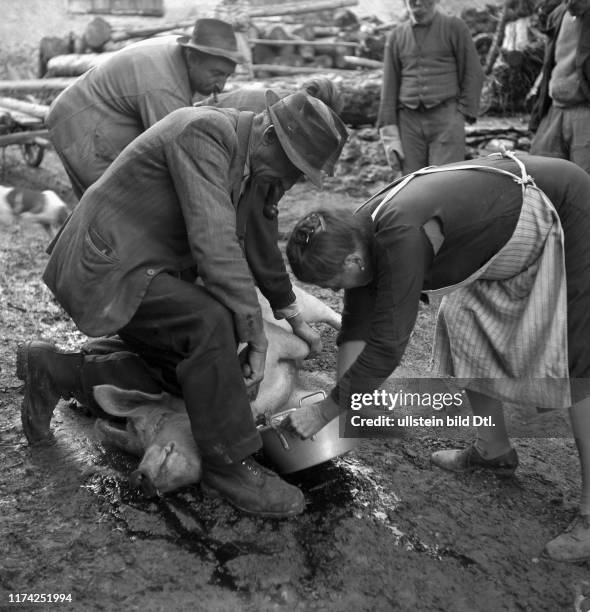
left=110, top=21, right=194, bottom=42
left=0, top=98, right=49, bottom=121
left=0, top=78, right=76, bottom=93
left=342, top=56, right=384, bottom=69
left=248, top=38, right=358, bottom=49
left=0, top=129, right=50, bottom=147
left=248, top=0, right=358, bottom=18
left=252, top=64, right=354, bottom=75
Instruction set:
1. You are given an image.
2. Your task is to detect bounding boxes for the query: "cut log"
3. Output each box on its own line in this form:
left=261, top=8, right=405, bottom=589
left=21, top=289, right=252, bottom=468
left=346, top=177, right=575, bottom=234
left=342, top=56, right=383, bottom=69
left=39, top=35, right=75, bottom=78
left=310, top=54, right=334, bottom=69
left=484, top=0, right=508, bottom=75
left=0, top=69, right=386, bottom=128
left=45, top=53, right=115, bottom=77
left=252, top=44, right=279, bottom=65
left=247, top=0, right=358, bottom=18
left=0, top=78, right=77, bottom=94
left=242, top=70, right=384, bottom=126
left=110, top=20, right=195, bottom=42
left=303, top=25, right=342, bottom=37
left=248, top=38, right=358, bottom=49
left=501, top=17, right=531, bottom=67
left=67, top=0, right=164, bottom=17
left=0, top=98, right=49, bottom=121
left=83, top=16, right=112, bottom=50
left=291, top=23, right=316, bottom=40
left=0, top=129, right=50, bottom=147
left=252, top=64, right=344, bottom=76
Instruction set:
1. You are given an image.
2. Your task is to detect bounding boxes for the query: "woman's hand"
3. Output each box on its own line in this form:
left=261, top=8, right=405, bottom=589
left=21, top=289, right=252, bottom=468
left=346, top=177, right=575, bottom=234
left=288, top=396, right=342, bottom=439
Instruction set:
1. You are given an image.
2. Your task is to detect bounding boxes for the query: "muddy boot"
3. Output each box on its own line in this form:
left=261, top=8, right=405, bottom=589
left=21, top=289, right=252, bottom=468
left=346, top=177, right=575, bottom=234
left=16, top=341, right=84, bottom=444
left=430, top=443, right=519, bottom=478
left=201, top=456, right=305, bottom=518
left=545, top=514, right=590, bottom=563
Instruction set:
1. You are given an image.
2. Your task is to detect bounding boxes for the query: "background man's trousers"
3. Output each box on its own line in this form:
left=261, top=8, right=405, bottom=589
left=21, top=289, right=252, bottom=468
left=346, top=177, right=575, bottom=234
left=398, top=99, right=466, bottom=174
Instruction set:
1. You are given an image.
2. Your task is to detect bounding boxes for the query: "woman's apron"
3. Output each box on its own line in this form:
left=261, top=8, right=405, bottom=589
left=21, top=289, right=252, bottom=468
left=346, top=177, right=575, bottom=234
left=366, top=151, right=571, bottom=408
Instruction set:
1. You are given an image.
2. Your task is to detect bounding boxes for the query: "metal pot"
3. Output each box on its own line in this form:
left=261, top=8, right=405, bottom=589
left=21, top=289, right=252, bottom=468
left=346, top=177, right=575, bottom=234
left=258, top=391, right=359, bottom=474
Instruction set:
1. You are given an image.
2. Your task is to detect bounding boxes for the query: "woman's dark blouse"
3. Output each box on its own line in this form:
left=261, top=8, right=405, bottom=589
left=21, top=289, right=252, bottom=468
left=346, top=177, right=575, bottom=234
left=331, top=155, right=590, bottom=406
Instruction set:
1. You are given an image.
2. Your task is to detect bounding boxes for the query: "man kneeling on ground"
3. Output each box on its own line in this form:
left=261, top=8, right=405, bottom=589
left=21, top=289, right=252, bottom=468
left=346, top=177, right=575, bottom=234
left=17, top=91, right=348, bottom=518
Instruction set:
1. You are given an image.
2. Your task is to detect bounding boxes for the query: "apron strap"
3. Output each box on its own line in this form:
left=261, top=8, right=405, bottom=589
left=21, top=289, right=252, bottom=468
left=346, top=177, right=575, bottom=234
left=361, top=151, right=537, bottom=221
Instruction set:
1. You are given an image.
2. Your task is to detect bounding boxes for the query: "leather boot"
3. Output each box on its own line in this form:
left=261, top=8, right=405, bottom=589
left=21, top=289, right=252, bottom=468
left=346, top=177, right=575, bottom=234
left=545, top=514, right=590, bottom=562
left=16, top=341, right=84, bottom=443
left=430, top=443, right=519, bottom=478
left=201, top=456, right=305, bottom=518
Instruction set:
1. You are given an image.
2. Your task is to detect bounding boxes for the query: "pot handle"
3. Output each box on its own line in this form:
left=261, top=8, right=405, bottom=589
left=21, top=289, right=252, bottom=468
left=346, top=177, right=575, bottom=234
left=298, top=390, right=327, bottom=408
left=272, top=423, right=291, bottom=451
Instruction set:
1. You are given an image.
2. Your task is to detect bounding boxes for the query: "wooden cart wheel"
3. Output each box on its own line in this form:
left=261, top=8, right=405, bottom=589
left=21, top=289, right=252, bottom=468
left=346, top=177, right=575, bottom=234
left=21, top=142, right=45, bottom=167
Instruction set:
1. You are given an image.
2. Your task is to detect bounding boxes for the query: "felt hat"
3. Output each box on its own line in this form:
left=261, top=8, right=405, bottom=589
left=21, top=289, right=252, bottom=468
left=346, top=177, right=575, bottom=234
left=177, top=18, right=245, bottom=64
left=265, top=90, right=348, bottom=188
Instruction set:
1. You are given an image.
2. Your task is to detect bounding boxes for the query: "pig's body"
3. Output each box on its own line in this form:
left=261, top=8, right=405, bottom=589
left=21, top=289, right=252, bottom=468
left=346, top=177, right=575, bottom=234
left=0, top=186, right=69, bottom=236
left=93, top=286, right=341, bottom=496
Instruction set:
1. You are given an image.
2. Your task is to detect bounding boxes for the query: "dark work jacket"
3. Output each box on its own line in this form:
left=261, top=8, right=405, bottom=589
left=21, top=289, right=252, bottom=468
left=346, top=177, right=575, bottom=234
left=43, top=106, right=294, bottom=340
left=530, top=4, right=590, bottom=131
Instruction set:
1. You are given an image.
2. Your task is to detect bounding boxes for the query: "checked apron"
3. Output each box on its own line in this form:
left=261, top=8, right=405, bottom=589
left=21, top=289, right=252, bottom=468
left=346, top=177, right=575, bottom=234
left=368, top=152, right=571, bottom=408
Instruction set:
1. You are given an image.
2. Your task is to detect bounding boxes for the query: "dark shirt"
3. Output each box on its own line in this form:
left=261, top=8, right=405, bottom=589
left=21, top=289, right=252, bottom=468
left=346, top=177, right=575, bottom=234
left=332, top=155, right=590, bottom=405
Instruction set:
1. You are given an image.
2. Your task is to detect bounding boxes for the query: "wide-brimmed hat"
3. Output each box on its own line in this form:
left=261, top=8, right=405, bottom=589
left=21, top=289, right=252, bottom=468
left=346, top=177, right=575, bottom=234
left=177, top=18, right=245, bottom=64
left=265, top=90, right=348, bottom=188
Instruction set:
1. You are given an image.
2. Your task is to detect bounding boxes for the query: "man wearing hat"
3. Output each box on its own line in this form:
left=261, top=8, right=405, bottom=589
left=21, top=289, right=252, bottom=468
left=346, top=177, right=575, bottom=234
left=47, top=18, right=243, bottom=198
left=17, top=92, right=348, bottom=518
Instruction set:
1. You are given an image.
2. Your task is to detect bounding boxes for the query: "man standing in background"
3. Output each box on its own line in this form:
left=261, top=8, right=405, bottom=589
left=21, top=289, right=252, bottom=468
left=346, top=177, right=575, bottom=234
left=529, top=0, right=590, bottom=174
left=377, top=0, right=483, bottom=176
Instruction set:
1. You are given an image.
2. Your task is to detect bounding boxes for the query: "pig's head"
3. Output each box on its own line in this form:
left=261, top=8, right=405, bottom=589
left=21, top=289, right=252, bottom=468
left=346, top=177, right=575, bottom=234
left=129, top=429, right=202, bottom=497
left=93, top=385, right=201, bottom=497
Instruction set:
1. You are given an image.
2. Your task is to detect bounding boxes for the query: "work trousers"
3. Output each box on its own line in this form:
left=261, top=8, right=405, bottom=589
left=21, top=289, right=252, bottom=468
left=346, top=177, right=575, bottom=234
left=79, top=273, right=262, bottom=466
left=398, top=99, right=466, bottom=174
left=530, top=104, right=590, bottom=175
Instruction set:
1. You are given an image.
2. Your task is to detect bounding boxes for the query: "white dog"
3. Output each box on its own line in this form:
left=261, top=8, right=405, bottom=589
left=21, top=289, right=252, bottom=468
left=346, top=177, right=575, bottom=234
left=0, top=185, right=69, bottom=236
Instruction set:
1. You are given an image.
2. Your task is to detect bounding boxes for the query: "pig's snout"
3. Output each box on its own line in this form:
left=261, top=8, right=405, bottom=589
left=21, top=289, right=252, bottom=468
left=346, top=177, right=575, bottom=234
left=130, top=469, right=160, bottom=498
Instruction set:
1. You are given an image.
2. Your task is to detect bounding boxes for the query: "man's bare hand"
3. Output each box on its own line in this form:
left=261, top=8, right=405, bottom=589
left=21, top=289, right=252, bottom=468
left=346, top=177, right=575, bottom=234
left=242, top=332, right=267, bottom=389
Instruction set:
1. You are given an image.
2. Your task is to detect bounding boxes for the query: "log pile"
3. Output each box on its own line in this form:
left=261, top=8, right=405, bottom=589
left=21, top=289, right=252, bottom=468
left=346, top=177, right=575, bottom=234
left=35, top=0, right=553, bottom=117
left=38, top=0, right=394, bottom=79
left=461, top=0, right=547, bottom=115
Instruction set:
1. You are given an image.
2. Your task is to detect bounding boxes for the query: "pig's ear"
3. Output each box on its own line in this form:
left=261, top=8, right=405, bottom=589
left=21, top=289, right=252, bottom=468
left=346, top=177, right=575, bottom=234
left=93, top=384, right=167, bottom=417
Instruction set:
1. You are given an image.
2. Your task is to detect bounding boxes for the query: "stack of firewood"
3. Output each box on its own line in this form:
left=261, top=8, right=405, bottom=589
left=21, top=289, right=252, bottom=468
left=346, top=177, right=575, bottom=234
left=462, top=0, right=550, bottom=115
left=38, top=0, right=395, bottom=79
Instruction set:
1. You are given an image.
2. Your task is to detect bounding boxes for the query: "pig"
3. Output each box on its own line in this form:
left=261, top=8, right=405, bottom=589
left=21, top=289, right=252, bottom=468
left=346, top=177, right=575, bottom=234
left=0, top=185, right=69, bottom=236
left=92, top=286, right=341, bottom=497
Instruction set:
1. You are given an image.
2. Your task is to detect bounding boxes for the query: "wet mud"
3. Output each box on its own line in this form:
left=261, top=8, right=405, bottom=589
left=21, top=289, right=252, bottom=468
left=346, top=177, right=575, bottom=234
left=1, top=150, right=589, bottom=611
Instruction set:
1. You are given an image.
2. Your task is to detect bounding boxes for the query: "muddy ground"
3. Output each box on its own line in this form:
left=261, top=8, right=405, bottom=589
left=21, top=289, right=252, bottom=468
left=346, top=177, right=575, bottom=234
left=1, top=146, right=589, bottom=612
